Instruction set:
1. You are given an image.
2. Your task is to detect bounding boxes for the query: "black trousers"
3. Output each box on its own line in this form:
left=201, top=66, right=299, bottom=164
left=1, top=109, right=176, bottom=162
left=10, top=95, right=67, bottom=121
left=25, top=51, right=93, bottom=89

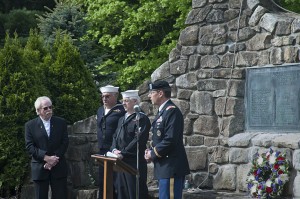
left=33, top=177, right=67, bottom=199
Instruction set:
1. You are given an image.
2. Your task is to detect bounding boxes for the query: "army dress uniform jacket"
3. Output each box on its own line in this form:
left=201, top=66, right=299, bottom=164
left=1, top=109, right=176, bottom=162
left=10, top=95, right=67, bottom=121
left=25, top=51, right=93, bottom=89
left=25, top=116, right=69, bottom=181
left=97, top=102, right=126, bottom=150
left=150, top=100, right=190, bottom=179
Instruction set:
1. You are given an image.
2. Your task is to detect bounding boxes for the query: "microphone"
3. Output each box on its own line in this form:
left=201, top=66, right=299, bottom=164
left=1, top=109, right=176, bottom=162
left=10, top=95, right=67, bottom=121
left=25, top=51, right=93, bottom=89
left=134, top=105, right=141, bottom=113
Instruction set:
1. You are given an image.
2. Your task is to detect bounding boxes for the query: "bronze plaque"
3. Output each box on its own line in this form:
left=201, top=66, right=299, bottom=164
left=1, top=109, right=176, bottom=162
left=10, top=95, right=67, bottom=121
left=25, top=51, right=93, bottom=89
left=246, top=65, right=300, bottom=132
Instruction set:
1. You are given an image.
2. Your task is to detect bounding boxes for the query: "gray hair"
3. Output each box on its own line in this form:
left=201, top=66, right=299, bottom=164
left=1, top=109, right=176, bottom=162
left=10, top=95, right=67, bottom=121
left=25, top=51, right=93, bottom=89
left=34, top=96, right=52, bottom=115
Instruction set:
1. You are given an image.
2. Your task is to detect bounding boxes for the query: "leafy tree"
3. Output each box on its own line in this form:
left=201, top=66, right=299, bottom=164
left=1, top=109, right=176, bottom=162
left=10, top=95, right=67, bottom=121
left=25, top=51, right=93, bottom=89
left=82, top=0, right=191, bottom=90
left=43, top=32, right=99, bottom=124
left=37, top=0, right=107, bottom=84
left=0, top=32, right=49, bottom=197
left=0, top=9, right=43, bottom=40
left=37, top=1, right=87, bottom=45
left=0, top=0, right=55, bottom=13
left=0, top=29, right=99, bottom=197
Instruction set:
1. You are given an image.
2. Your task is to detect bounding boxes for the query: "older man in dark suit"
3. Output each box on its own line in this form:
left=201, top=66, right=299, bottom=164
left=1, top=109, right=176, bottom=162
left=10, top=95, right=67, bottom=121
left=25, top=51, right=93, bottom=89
left=25, top=96, right=69, bottom=199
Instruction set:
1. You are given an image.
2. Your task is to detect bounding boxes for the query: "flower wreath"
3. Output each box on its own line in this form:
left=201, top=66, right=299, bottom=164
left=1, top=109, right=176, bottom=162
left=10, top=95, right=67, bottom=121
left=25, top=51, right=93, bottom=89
left=246, top=148, right=289, bottom=199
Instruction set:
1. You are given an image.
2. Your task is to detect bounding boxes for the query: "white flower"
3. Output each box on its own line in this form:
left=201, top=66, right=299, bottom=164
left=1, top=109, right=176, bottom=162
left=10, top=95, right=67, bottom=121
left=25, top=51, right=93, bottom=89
left=257, top=156, right=264, bottom=165
left=247, top=149, right=290, bottom=198
left=269, top=153, right=277, bottom=164
left=258, top=189, right=262, bottom=196
left=278, top=174, right=289, bottom=183
left=266, top=179, right=272, bottom=187
left=251, top=184, right=258, bottom=194
left=248, top=175, right=255, bottom=181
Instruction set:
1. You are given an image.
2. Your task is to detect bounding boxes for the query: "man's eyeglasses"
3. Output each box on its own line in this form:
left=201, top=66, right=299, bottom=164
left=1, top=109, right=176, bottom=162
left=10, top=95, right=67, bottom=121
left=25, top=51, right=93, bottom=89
left=41, top=106, right=52, bottom=111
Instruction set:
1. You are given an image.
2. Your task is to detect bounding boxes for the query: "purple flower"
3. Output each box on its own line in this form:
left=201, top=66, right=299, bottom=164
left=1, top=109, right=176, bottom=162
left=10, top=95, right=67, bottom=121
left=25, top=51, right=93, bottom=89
left=247, top=149, right=289, bottom=199
left=248, top=183, right=253, bottom=189
left=277, top=160, right=284, bottom=165
left=272, top=183, right=277, bottom=192
left=257, top=168, right=262, bottom=174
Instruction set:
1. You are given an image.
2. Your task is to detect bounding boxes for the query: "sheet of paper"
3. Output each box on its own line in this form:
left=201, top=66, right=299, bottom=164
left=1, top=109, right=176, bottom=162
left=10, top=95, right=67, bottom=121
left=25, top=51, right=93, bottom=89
left=106, top=151, right=118, bottom=158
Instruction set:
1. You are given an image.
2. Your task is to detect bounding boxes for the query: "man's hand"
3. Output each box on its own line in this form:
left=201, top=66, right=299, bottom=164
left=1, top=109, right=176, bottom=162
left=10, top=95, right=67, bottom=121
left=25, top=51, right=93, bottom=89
left=44, top=155, right=59, bottom=170
left=113, top=149, right=121, bottom=155
left=113, top=149, right=124, bottom=159
left=144, top=149, right=152, bottom=163
left=44, top=163, right=52, bottom=170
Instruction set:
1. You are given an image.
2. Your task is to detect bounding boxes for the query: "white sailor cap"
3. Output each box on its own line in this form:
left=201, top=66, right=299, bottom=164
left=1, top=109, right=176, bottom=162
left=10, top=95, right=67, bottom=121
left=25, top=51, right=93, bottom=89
left=100, top=85, right=119, bottom=93
left=121, top=90, right=139, bottom=98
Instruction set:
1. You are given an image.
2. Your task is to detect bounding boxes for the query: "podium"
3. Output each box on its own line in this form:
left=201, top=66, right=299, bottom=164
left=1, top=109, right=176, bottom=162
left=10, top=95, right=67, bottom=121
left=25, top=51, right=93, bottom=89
left=91, top=154, right=138, bottom=199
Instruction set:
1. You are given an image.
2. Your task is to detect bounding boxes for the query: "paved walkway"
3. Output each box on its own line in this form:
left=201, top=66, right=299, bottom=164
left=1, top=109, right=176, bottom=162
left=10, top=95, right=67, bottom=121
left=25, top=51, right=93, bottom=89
left=149, top=187, right=292, bottom=199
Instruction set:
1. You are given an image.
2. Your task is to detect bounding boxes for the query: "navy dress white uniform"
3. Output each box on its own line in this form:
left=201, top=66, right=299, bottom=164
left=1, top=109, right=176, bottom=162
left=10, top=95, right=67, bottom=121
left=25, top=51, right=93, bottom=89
left=96, top=85, right=126, bottom=199
left=111, top=90, right=151, bottom=199
left=145, top=80, right=190, bottom=199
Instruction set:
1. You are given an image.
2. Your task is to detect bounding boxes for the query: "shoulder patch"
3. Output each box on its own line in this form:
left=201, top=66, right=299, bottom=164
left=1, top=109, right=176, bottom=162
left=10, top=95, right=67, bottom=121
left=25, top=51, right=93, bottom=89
left=166, top=106, right=176, bottom=110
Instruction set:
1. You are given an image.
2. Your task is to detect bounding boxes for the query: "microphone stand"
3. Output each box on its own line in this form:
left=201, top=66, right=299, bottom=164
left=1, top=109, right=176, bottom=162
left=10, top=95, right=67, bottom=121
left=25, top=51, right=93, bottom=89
left=135, top=111, right=140, bottom=199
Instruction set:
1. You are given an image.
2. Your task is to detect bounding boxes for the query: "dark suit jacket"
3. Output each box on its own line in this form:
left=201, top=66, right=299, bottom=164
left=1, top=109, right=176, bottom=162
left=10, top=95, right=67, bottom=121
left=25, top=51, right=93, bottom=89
left=25, top=116, right=69, bottom=180
left=150, top=100, right=190, bottom=179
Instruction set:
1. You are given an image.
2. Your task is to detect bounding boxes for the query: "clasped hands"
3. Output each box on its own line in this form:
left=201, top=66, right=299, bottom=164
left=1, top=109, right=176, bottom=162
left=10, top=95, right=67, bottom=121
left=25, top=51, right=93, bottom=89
left=44, top=155, right=59, bottom=170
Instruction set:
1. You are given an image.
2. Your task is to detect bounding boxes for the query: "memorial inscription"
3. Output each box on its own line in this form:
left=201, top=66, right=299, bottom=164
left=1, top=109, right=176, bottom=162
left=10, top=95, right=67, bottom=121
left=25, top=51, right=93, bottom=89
left=246, top=65, right=300, bottom=132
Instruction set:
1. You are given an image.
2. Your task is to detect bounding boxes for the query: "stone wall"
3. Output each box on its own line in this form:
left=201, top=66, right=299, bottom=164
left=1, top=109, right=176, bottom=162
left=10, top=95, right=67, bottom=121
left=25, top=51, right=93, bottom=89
left=141, top=0, right=300, bottom=197
left=21, top=0, right=300, bottom=198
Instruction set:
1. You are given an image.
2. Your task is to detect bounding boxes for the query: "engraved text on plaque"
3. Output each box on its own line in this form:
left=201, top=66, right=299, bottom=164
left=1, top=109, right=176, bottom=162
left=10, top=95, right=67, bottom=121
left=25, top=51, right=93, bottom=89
left=246, top=65, right=300, bottom=132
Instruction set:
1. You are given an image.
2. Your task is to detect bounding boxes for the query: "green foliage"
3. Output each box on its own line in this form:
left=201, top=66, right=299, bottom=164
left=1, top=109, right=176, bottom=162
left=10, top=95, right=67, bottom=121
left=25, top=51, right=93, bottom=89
left=37, top=0, right=107, bottom=83
left=281, top=0, right=300, bottom=3
left=0, top=9, right=42, bottom=38
left=0, top=33, right=49, bottom=197
left=0, top=0, right=56, bottom=13
left=43, top=32, right=99, bottom=124
left=83, top=0, right=191, bottom=90
left=37, top=1, right=87, bottom=44
left=0, top=30, right=99, bottom=196
left=279, top=0, right=300, bottom=13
